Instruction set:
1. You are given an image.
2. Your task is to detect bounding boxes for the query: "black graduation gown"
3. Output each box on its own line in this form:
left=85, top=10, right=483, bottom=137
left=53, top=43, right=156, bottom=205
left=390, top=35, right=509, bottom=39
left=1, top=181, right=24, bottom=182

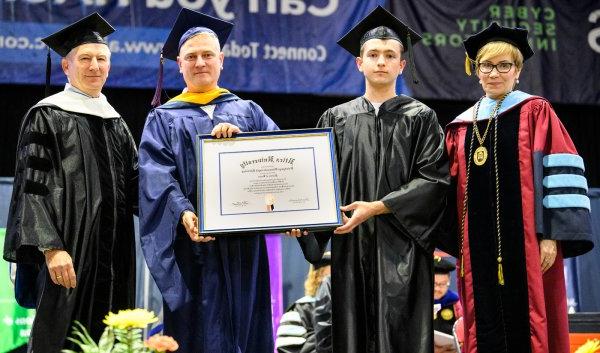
left=3, top=105, right=137, bottom=353
left=300, top=96, right=449, bottom=353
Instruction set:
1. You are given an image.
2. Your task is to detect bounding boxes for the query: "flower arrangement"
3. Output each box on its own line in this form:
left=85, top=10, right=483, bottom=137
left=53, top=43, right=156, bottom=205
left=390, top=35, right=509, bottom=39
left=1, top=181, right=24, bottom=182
left=61, top=308, right=178, bottom=353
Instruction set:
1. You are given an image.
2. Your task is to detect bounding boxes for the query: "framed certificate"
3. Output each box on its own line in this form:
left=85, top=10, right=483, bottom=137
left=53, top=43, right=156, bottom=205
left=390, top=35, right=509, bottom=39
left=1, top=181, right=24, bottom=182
left=197, top=128, right=342, bottom=235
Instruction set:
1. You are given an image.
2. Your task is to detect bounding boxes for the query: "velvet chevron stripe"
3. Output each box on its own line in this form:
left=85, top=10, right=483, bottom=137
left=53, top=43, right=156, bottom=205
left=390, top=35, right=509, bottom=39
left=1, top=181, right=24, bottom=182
left=543, top=154, right=585, bottom=170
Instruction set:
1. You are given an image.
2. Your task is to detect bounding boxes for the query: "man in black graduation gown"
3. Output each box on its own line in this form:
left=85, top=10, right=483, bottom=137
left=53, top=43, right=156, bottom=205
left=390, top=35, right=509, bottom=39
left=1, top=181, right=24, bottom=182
left=297, top=6, right=449, bottom=353
left=3, top=13, right=137, bottom=353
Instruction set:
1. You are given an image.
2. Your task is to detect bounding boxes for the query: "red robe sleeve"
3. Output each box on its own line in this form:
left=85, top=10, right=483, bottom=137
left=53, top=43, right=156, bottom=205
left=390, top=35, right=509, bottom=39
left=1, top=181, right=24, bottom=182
left=524, top=98, right=594, bottom=258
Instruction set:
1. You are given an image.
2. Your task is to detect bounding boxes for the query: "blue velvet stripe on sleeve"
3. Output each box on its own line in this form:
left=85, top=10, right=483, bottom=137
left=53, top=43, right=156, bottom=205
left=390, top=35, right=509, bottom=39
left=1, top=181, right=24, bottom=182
left=536, top=153, right=593, bottom=256
left=543, top=153, right=585, bottom=170
left=542, top=154, right=590, bottom=211
left=543, top=174, right=588, bottom=191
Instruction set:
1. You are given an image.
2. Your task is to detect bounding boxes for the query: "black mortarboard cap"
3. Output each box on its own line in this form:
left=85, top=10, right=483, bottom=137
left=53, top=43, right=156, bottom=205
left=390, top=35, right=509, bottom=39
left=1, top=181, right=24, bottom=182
left=314, top=252, right=331, bottom=270
left=151, top=8, right=233, bottom=107
left=434, top=256, right=456, bottom=274
left=337, top=5, right=422, bottom=57
left=337, top=5, right=422, bottom=84
left=41, top=12, right=114, bottom=57
left=40, top=13, right=113, bottom=97
left=161, top=8, right=233, bottom=61
left=463, top=22, right=534, bottom=75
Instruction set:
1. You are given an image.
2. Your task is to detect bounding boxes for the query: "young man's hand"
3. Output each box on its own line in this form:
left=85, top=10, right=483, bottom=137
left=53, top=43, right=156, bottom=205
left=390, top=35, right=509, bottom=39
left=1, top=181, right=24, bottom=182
left=333, top=201, right=389, bottom=234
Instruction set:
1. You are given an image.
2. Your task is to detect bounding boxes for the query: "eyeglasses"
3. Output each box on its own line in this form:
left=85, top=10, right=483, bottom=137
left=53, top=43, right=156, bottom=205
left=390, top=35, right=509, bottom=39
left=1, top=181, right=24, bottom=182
left=434, top=282, right=450, bottom=288
left=478, top=62, right=514, bottom=74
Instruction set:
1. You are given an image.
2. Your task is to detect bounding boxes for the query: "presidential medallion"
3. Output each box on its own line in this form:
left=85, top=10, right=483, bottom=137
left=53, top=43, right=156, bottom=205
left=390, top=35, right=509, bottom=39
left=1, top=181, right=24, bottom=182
left=473, top=146, right=488, bottom=166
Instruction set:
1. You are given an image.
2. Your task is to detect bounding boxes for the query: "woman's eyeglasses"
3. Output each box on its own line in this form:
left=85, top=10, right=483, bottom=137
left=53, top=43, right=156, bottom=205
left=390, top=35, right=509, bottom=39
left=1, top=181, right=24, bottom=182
left=478, top=62, right=514, bottom=74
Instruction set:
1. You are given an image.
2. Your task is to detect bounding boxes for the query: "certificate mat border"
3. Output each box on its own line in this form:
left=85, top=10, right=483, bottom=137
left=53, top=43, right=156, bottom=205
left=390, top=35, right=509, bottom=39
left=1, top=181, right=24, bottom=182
left=218, top=147, right=320, bottom=215
left=197, top=128, right=342, bottom=234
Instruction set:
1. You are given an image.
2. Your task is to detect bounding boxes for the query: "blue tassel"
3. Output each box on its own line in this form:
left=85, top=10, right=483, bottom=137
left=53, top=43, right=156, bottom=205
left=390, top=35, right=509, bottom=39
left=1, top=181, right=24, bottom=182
left=151, top=52, right=165, bottom=107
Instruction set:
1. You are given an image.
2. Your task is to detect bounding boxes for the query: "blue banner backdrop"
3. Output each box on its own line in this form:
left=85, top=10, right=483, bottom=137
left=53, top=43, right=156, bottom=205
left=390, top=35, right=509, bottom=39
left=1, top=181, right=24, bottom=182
left=389, top=0, right=600, bottom=105
left=0, top=0, right=418, bottom=96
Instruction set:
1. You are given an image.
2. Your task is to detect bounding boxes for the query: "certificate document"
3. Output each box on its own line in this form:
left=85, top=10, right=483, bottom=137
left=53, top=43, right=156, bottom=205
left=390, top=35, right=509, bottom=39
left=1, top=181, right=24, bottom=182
left=197, top=128, right=342, bottom=234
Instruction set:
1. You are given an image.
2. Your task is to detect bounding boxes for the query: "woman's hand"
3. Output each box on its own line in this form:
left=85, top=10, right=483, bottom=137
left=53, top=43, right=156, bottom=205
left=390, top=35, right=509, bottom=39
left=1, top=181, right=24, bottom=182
left=539, top=239, right=557, bottom=274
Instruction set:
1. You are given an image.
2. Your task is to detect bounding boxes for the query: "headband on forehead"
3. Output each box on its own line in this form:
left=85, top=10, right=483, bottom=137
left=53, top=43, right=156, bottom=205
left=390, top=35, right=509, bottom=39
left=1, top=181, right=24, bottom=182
left=178, top=27, right=219, bottom=52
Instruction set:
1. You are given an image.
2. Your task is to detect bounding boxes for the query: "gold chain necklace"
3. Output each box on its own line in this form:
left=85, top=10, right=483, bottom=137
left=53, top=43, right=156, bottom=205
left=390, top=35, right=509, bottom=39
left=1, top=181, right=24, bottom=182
left=459, top=92, right=510, bottom=286
left=471, top=93, right=509, bottom=166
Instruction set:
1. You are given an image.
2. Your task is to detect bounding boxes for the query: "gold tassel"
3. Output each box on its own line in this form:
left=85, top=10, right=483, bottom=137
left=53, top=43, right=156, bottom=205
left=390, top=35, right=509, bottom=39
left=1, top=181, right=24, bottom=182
left=460, top=256, right=465, bottom=277
left=465, top=54, right=472, bottom=76
left=498, top=262, right=505, bottom=286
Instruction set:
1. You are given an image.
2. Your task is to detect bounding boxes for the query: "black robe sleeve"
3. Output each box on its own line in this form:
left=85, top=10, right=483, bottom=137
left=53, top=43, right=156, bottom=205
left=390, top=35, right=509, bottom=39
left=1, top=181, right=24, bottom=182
left=4, top=107, right=65, bottom=264
left=379, top=109, right=450, bottom=251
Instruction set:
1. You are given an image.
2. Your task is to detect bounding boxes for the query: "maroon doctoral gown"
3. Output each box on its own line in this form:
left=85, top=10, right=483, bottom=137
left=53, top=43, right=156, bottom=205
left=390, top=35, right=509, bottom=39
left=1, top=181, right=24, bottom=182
left=444, top=91, right=593, bottom=353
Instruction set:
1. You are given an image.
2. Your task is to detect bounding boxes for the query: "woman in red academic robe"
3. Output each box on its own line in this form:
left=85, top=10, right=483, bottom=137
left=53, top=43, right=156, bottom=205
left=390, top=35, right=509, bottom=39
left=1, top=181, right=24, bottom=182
left=444, top=23, right=594, bottom=353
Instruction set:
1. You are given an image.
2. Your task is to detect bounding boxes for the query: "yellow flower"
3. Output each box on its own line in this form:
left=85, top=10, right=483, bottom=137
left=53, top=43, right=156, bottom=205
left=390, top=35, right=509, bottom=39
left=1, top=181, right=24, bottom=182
left=103, top=308, right=158, bottom=329
left=575, top=339, right=600, bottom=353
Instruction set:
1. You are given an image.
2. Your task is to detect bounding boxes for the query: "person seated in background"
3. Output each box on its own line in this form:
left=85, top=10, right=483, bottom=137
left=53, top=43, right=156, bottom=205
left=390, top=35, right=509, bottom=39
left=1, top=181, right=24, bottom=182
left=433, top=256, right=462, bottom=335
left=276, top=253, right=331, bottom=353
left=433, top=256, right=462, bottom=353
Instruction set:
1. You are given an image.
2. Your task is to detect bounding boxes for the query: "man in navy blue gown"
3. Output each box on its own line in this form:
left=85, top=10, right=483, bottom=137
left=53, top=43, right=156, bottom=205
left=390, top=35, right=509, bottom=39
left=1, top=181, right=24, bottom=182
left=139, top=9, right=278, bottom=353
